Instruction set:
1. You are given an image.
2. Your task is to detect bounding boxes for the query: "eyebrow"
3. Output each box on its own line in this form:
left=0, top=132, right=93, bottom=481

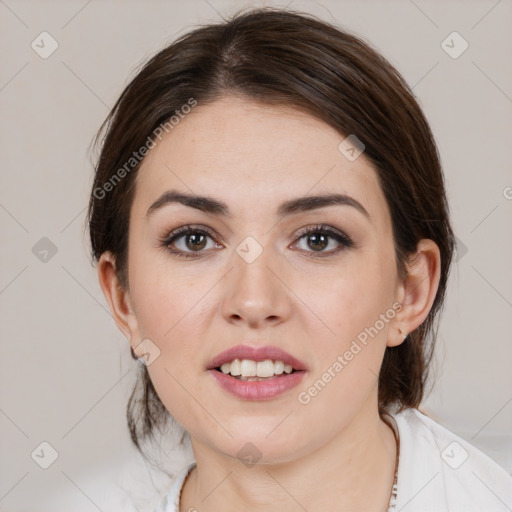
left=146, top=190, right=371, bottom=221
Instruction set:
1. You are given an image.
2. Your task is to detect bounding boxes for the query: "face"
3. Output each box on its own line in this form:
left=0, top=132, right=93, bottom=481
left=122, top=95, right=405, bottom=463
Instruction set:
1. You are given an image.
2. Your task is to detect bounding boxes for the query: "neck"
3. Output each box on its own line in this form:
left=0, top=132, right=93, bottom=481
left=180, top=402, right=397, bottom=512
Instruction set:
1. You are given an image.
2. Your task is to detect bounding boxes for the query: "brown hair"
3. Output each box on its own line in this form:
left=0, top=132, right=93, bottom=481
left=87, top=7, right=455, bottom=458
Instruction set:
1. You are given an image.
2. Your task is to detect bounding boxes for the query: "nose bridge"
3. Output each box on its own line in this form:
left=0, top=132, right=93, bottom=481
left=221, top=235, right=290, bottom=326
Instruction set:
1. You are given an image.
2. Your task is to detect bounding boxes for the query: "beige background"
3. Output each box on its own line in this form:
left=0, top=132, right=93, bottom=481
left=1, top=0, right=511, bottom=510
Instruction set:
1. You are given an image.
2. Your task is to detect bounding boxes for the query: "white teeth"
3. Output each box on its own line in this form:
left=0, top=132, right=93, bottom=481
left=230, top=359, right=241, bottom=376
left=217, top=359, right=296, bottom=378
left=240, top=359, right=257, bottom=377
left=256, top=359, right=275, bottom=378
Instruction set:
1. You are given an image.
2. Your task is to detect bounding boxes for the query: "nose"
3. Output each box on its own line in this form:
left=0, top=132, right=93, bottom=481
left=221, top=244, right=292, bottom=329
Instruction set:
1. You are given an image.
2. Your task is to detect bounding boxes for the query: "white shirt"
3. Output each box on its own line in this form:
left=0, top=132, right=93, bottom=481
left=154, top=408, right=512, bottom=512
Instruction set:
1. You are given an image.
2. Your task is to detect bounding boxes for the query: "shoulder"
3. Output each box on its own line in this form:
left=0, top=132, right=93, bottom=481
left=154, top=462, right=196, bottom=512
left=392, top=407, right=512, bottom=511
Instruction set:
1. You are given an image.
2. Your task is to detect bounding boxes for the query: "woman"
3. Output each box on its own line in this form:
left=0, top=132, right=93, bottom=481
left=88, top=7, right=512, bottom=512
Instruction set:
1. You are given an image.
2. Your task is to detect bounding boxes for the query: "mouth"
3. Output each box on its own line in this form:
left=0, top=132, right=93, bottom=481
left=207, top=343, right=308, bottom=373
left=212, top=358, right=300, bottom=381
left=206, top=344, right=308, bottom=400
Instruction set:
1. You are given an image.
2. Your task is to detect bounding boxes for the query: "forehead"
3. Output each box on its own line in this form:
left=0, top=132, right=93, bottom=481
left=133, top=95, right=390, bottom=227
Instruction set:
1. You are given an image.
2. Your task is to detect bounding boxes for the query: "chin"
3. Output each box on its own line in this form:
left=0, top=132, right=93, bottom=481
left=207, top=431, right=307, bottom=467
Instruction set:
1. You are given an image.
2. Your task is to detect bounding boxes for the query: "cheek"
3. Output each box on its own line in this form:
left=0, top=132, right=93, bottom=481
left=127, top=240, right=207, bottom=339
left=129, top=267, right=213, bottom=430
left=299, top=249, right=397, bottom=397
left=301, top=250, right=396, bottom=342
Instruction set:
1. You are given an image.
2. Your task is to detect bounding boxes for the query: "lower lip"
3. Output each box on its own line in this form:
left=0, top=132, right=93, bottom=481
left=207, top=369, right=307, bottom=400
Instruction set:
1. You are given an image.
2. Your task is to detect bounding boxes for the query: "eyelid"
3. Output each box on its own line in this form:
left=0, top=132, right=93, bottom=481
left=160, top=224, right=220, bottom=247
left=294, top=224, right=352, bottom=242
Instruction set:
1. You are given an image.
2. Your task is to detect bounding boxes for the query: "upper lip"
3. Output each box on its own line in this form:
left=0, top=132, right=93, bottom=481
left=207, top=344, right=308, bottom=371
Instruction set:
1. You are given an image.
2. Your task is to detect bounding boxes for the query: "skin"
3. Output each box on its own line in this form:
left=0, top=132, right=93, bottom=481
left=98, top=95, right=441, bottom=511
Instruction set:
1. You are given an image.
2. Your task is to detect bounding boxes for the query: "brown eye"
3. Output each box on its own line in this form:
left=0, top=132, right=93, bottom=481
left=293, top=225, right=354, bottom=256
left=162, top=225, right=220, bottom=258
left=184, top=232, right=207, bottom=251
left=305, top=232, right=329, bottom=252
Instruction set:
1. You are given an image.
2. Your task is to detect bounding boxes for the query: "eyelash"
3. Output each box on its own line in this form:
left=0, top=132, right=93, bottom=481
left=159, top=224, right=354, bottom=259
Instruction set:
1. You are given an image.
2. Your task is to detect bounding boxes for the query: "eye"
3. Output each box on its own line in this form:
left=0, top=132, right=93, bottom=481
left=292, top=224, right=354, bottom=256
left=160, top=225, right=221, bottom=258
left=160, top=223, right=354, bottom=260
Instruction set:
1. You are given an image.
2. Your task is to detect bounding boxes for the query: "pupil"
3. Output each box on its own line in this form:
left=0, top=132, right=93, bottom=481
left=309, top=233, right=327, bottom=251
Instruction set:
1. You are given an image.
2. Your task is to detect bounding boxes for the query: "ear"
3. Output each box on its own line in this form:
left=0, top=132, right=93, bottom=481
left=388, top=239, right=441, bottom=347
left=97, top=251, right=141, bottom=345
